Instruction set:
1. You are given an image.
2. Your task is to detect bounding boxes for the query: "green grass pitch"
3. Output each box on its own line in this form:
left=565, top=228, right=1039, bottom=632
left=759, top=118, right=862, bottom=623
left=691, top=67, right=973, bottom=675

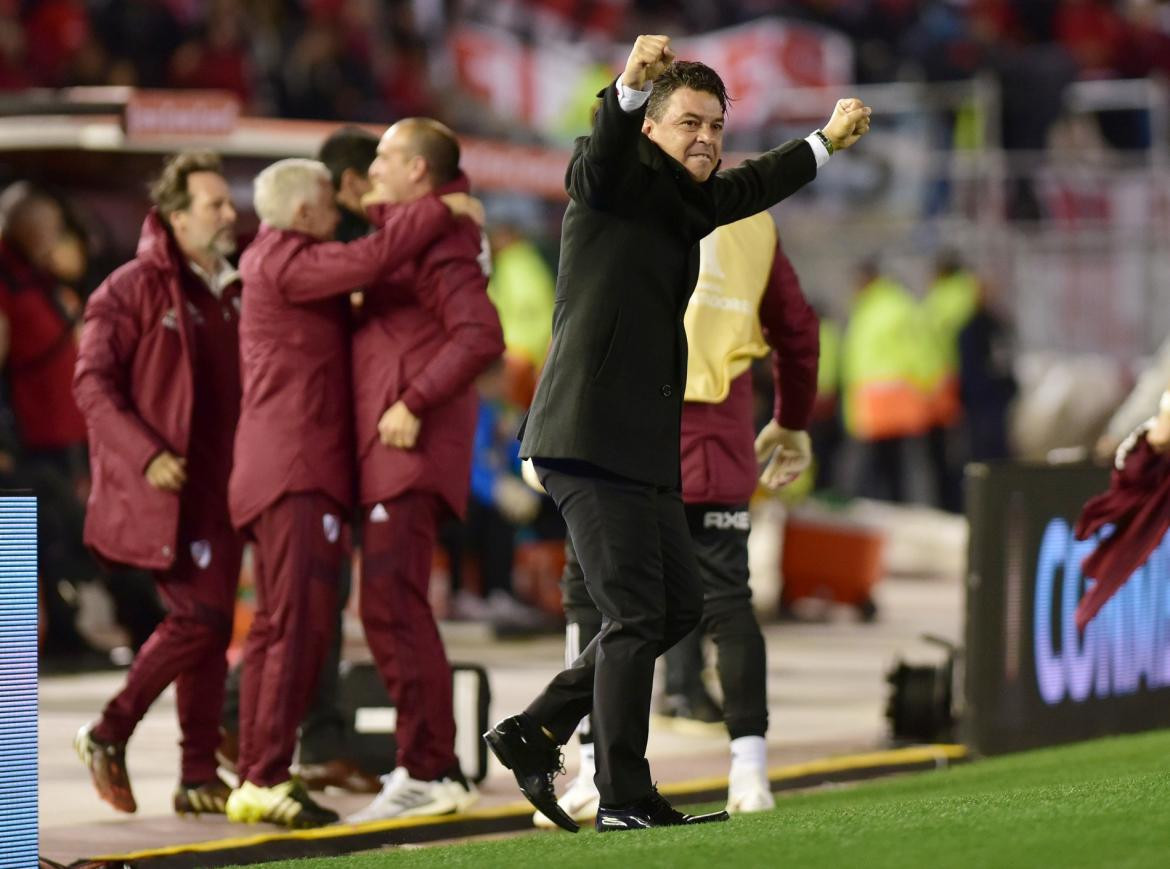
left=231, top=729, right=1170, bottom=868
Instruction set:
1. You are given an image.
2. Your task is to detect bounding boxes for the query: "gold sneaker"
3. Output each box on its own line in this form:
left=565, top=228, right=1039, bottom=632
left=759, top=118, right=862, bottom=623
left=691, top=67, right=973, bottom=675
left=226, top=779, right=339, bottom=828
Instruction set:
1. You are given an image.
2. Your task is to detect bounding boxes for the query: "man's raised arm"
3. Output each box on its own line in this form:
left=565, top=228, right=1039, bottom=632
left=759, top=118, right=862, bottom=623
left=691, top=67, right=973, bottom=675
left=277, top=194, right=479, bottom=304
left=714, top=97, right=872, bottom=226
left=567, top=35, right=675, bottom=207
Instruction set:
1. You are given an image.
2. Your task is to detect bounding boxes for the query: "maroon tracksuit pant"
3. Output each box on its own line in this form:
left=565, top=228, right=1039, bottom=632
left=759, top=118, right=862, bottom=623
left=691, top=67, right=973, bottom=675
left=236, top=491, right=343, bottom=787
left=360, top=490, right=456, bottom=781
left=94, top=513, right=242, bottom=784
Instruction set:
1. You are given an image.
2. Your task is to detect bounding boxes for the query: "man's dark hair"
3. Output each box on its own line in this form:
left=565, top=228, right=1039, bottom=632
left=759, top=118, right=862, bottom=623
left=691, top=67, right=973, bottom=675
left=0, top=181, right=56, bottom=237
left=317, top=126, right=379, bottom=190
left=400, top=118, right=461, bottom=186
left=150, top=151, right=223, bottom=218
left=645, top=61, right=731, bottom=121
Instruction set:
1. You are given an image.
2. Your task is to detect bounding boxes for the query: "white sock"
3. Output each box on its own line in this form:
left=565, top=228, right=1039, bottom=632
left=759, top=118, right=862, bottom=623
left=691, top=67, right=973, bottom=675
left=729, top=735, right=767, bottom=772
left=578, top=742, right=596, bottom=779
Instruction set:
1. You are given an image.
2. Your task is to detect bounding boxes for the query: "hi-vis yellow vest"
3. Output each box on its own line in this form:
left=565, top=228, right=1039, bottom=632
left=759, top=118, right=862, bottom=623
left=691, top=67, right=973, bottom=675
left=684, top=212, right=776, bottom=404
left=841, top=277, right=934, bottom=440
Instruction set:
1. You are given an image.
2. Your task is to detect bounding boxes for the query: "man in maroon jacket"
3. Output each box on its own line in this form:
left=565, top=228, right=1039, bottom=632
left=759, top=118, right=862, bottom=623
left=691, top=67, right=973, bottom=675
left=536, top=213, right=819, bottom=826
left=225, top=156, right=482, bottom=829
left=0, top=183, right=88, bottom=463
left=73, top=151, right=244, bottom=817
left=346, top=118, right=504, bottom=823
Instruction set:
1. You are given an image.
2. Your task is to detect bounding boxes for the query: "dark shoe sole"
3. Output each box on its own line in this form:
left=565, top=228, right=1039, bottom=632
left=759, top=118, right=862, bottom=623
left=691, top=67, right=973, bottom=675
left=595, top=808, right=731, bottom=832
left=483, top=727, right=579, bottom=834
left=690, top=810, right=731, bottom=825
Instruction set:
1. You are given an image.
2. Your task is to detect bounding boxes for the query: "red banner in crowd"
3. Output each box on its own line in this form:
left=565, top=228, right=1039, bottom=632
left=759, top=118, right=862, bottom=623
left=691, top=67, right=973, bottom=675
left=450, top=18, right=853, bottom=140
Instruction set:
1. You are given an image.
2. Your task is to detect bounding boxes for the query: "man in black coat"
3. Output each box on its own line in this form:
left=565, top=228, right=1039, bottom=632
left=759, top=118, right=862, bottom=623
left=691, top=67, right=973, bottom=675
left=485, top=34, right=871, bottom=833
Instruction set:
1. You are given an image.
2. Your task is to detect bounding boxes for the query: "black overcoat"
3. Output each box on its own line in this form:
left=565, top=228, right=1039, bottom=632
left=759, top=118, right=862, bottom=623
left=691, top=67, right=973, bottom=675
left=519, top=81, right=818, bottom=487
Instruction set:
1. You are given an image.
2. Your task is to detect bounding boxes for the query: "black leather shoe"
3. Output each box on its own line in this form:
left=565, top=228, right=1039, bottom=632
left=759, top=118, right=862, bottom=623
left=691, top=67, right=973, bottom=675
left=596, top=787, right=730, bottom=832
left=484, top=714, right=579, bottom=833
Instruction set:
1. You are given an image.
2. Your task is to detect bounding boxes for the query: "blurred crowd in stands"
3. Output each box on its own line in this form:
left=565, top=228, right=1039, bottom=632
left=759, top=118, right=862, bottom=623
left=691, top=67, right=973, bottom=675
left=4, top=2, right=1169, bottom=673
left=1, top=1, right=1168, bottom=131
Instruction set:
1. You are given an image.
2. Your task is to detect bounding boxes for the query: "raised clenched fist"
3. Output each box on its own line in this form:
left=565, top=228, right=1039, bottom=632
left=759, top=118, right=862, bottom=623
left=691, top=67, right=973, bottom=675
left=622, top=35, right=675, bottom=91
left=822, top=98, right=873, bottom=151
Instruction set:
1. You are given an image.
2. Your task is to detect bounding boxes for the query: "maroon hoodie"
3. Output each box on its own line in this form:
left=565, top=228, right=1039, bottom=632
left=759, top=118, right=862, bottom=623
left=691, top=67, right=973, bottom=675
left=74, top=211, right=240, bottom=569
left=229, top=196, right=453, bottom=529
left=353, top=174, right=505, bottom=516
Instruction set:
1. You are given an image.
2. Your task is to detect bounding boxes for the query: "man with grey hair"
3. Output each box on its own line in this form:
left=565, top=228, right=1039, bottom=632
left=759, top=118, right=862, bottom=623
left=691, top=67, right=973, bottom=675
left=225, top=157, right=481, bottom=829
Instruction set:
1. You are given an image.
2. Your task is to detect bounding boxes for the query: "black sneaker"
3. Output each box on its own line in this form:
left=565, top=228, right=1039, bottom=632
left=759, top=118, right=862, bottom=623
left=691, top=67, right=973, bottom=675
left=596, top=786, right=729, bottom=832
left=173, top=776, right=231, bottom=815
left=484, top=714, right=579, bottom=833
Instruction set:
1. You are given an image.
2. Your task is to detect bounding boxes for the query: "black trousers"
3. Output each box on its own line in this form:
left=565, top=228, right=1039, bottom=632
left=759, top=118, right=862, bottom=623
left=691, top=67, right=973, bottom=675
left=440, top=498, right=516, bottom=597
left=858, top=436, right=908, bottom=503
left=562, top=503, right=768, bottom=743
left=525, top=461, right=703, bottom=806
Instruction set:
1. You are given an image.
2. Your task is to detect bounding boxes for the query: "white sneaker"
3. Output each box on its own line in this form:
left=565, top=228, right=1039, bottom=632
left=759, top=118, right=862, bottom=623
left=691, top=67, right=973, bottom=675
left=727, top=765, right=775, bottom=814
left=533, top=775, right=601, bottom=829
left=346, top=767, right=478, bottom=824
left=449, top=590, right=492, bottom=621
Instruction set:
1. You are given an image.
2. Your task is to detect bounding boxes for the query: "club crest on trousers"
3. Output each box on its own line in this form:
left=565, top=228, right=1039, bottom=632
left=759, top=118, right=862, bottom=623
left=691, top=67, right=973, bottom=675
left=190, top=540, right=212, bottom=569
left=323, top=513, right=340, bottom=543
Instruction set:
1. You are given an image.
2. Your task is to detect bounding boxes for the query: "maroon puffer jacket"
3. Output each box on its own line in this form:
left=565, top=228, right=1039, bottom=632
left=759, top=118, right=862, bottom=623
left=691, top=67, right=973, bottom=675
left=74, top=211, right=238, bottom=569
left=353, top=174, right=504, bottom=517
left=230, top=196, right=452, bottom=529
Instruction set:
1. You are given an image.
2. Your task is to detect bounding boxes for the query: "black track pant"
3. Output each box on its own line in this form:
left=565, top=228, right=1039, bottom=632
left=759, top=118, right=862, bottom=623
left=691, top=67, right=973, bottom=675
left=561, top=502, right=768, bottom=743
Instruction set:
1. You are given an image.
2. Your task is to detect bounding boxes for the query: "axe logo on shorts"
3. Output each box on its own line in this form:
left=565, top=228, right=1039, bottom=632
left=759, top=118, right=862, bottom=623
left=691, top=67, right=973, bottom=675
left=702, top=510, right=750, bottom=531
left=190, top=540, right=212, bottom=569
left=322, top=512, right=341, bottom=543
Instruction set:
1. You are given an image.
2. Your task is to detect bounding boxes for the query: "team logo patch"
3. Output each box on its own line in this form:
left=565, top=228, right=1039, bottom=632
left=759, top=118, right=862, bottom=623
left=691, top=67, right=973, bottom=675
left=323, top=513, right=341, bottom=543
left=161, top=309, right=178, bottom=330
left=369, top=503, right=389, bottom=523
left=190, top=540, right=212, bottom=569
left=185, top=300, right=205, bottom=325
left=703, top=510, right=751, bottom=531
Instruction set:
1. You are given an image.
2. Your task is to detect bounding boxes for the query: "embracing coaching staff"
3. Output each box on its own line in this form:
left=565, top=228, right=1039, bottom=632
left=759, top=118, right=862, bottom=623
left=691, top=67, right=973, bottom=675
left=484, top=34, right=870, bottom=833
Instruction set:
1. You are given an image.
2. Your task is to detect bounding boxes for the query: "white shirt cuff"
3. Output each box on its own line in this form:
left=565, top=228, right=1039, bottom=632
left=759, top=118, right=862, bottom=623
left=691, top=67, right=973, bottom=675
left=805, top=133, right=831, bottom=168
left=615, top=79, right=653, bottom=112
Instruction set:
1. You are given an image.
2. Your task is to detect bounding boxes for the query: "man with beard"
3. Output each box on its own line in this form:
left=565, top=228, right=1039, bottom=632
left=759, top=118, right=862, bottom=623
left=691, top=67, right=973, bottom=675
left=73, top=151, right=244, bottom=817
